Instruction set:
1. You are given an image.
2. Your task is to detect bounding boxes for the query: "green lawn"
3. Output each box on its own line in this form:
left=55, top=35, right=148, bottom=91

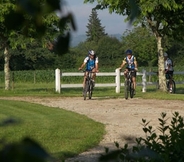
left=0, top=82, right=183, bottom=161
left=0, top=99, right=105, bottom=161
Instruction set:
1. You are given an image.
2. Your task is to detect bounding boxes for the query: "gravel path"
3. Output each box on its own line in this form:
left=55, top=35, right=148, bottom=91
left=1, top=97, right=184, bottom=162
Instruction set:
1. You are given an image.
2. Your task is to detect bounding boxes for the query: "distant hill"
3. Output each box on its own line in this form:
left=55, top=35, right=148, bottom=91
left=70, top=34, right=122, bottom=47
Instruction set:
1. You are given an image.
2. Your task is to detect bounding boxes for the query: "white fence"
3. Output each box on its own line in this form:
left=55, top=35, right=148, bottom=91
left=55, top=68, right=184, bottom=93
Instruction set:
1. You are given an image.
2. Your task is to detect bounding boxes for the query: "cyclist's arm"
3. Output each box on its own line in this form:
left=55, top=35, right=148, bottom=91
left=95, top=57, right=99, bottom=72
left=134, top=60, right=138, bottom=70
left=119, top=60, right=126, bottom=69
left=134, top=57, right=138, bottom=71
left=78, top=62, right=86, bottom=70
left=95, top=62, right=99, bottom=72
left=79, top=57, right=88, bottom=70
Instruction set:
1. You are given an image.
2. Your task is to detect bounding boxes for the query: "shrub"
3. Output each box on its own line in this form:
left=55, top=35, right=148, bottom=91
left=99, top=112, right=184, bottom=162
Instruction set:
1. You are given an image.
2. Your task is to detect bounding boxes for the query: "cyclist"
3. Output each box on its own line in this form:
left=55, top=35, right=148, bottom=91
left=118, top=49, right=138, bottom=95
left=164, top=52, right=174, bottom=93
left=78, top=50, right=99, bottom=93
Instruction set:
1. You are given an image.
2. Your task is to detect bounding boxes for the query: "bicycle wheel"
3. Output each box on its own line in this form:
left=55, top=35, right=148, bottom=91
left=89, top=81, right=93, bottom=99
left=130, top=82, right=134, bottom=98
left=166, top=80, right=170, bottom=92
left=84, top=81, right=89, bottom=100
left=124, top=80, right=129, bottom=100
left=167, top=80, right=176, bottom=94
left=171, top=80, right=176, bottom=94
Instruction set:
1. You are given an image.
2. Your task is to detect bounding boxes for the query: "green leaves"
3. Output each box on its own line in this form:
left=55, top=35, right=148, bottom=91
left=100, top=111, right=184, bottom=161
left=1, top=0, right=77, bottom=55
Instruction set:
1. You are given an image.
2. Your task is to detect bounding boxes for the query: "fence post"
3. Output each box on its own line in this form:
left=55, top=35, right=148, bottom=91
left=142, top=69, right=146, bottom=92
left=115, top=68, right=120, bottom=93
left=55, top=68, right=61, bottom=93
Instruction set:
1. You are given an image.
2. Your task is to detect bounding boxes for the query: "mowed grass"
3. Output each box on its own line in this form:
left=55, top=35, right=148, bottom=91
left=0, top=82, right=183, bottom=161
left=0, top=99, right=105, bottom=161
left=0, top=82, right=183, bottom=99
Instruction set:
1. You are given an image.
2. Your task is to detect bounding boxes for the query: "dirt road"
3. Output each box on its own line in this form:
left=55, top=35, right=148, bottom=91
left=1, top=97, right=184, bottom=162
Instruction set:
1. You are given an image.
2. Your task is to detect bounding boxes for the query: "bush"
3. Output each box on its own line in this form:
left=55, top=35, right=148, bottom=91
left=99, top=112, right=184, bottom=162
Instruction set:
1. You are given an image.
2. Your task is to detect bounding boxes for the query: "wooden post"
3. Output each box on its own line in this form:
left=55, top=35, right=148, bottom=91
left=115, top=68, right=120, bottom=93
left=55, top=68, right=61, bottom=93
left=142, top=69, right=146, bottom=92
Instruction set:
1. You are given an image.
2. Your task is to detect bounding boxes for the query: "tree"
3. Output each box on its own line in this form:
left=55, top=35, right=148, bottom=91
left=86, top=9, right=107, bottom=42
left=0, top=0, right=76, bottom=90
left=97, top=36, right=122, bottom=68
left=84, top=0, right=184, bottom=92
left=121, top=27, right=157, bottom=68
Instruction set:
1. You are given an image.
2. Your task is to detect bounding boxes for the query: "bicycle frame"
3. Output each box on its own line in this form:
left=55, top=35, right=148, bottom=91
left=83, top=71, right=95, bottom=100
left=124, top=70, right=134, bottom=99
left=166, top=75, right=176, bottom=93
left=156, top=73, right=176, bottom=93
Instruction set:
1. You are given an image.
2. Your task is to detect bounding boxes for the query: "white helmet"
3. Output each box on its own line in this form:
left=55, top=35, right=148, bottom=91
left=89, top=50, right=95, bottom=56
left=164, top=52, right=168, bottom=57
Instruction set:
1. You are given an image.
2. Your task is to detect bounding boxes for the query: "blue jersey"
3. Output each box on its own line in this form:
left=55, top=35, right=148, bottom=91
left=123, top=55, right=136, bottom=69
left=84, top=56, right=98, bottom=71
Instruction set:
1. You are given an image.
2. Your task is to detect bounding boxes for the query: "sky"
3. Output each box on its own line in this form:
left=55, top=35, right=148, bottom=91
left=63, top=0, right=131, bottom=36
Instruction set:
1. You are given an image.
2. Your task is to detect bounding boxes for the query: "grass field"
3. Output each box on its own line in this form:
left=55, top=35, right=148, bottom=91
left=0, top=82, right=183, bottom=99
left=0, top=82, right=183, bottom=161
left=0, top=99, right=105, bottom=161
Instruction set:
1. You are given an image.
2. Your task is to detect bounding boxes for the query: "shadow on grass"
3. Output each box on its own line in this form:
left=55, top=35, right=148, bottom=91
left=146, top=85, right=184, bottom=94
left=175, top=87, right=184, bottom=94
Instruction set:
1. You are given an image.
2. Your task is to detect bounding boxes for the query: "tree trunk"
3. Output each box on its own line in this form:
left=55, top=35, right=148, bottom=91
left=157, top=37, right=167, bottom=92
left=4, top=48, right=11, bottom=90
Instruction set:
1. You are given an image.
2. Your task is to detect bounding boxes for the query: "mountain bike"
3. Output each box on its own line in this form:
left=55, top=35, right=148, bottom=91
left=156, top=72, right=176, bottom=93
left=124, top=70, right=135, bottom=99
left=83, top=71, right=95, bottom=100
left=166, top=77, right=176, bottom=93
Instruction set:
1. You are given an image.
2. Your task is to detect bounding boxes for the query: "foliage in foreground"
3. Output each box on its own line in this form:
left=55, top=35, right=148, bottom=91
left=100, top=112, right=184, bottom=162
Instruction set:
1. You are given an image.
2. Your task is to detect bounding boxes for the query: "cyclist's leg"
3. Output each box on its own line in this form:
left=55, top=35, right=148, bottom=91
left=90, top=69, right=95, bottom=87
left=165, top=72, right=170, bottom=91
left=131, top=70, right=137, bottom=94
left=169, top=71, right=174, bottom=92
left=132, top=77, right=136, bottom=89
left=83, top=71, right=88, bottom=93
left=91, top=68, right=96, bottom=81
left=124, top=68, right=129, bottom=80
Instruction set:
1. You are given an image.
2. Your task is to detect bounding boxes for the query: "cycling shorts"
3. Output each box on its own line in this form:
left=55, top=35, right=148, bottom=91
left=165, top=70, right=173, bottom=79
left=126, top=68, right=136, bottom=77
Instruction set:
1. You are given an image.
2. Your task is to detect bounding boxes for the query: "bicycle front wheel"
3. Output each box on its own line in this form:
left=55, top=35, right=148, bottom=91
left=84, top=81, right=89, bottom=100
left=170, top=80, right=176, bottom=94
left=124, top=80, right=129, bottom=100
left=89, top=81, right=93, bottom=99
left=167, top=80, right=176, bottom=94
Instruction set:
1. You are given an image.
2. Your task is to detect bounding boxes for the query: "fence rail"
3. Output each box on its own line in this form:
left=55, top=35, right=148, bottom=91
left=55, top=68, right=184, bottom=93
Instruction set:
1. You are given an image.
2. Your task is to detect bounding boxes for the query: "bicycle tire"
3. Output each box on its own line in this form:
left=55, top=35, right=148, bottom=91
left=130, top=82, right=134, bottom=98
left=84, top=80, right=89, bottom=100
left=166, top=80, right=170, bottom=92
left=171, top=80, right=176, bottom=94
left=124, top=80, right=129, bottom=99
left=89, top=81, right=93, bottom=99
left=167, top=80, right=176, bottom=94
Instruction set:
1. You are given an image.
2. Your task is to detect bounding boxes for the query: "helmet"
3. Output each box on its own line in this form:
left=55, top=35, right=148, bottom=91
left=88, top=50, right=95, bottom=56
left=125, top=49, right=132, bottom=55
left=164, top=52, right=168, bottom=57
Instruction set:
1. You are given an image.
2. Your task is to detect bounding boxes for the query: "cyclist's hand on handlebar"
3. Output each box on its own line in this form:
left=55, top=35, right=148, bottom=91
left=78, top=67, right=82, bottom=71
left=135, top=68, right=138, bottom=71
left=96, top=69, right=99, bottom=73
